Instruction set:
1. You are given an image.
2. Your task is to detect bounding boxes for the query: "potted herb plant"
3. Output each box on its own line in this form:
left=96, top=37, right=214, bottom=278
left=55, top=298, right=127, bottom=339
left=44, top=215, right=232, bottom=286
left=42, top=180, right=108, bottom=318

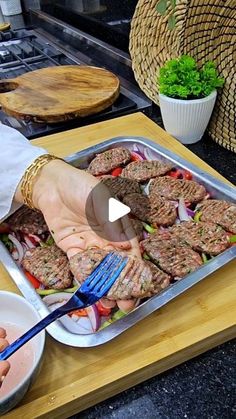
left=158, top=55, right=224, bottom=144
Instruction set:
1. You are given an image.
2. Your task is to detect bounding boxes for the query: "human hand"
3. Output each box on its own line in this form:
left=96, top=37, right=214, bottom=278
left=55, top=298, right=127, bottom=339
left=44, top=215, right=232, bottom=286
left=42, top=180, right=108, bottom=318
left=18, top=160, right=140, bottom=258
left=0, top=328, right=10, bottom=387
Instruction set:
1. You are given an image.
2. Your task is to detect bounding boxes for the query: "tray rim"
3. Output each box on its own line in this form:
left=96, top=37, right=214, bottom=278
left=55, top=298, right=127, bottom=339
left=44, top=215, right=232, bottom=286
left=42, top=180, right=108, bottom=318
left=0, top=135, right=235, bottom=348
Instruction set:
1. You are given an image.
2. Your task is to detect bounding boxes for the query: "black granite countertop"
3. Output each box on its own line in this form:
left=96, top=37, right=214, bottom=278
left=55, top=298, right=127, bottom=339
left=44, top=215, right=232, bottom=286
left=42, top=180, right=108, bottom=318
left=73, top=339, right=236, bottom=419
left=2, top=10, right=235, bottom=419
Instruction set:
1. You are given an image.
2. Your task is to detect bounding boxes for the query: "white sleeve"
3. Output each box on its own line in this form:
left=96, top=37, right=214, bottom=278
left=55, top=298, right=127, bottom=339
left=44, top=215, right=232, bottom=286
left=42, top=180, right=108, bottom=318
left=0, top=124, right=48, bottom=221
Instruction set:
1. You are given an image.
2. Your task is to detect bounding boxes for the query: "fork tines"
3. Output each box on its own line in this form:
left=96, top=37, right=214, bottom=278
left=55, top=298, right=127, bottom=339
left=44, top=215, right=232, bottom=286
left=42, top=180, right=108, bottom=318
left=80, top=252, right=128, bottom=297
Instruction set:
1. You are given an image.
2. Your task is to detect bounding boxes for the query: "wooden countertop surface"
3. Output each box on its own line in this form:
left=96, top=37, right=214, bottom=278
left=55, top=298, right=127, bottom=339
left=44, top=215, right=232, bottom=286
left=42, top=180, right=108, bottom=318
left=1, top=113, right=235, bottom=419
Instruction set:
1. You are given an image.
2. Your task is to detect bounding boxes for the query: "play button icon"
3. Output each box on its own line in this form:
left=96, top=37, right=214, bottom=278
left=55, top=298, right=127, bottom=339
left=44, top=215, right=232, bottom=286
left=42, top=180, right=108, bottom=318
left=85, top=179, right=138, bottom=242
left=108, top=197, right=130, bottom=222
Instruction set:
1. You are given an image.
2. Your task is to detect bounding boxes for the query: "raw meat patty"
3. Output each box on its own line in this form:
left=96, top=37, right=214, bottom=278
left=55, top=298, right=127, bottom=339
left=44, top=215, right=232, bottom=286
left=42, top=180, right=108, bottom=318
left=149, top=176, right=207, bottom=203
left=87, top=147, right=131, bottom=175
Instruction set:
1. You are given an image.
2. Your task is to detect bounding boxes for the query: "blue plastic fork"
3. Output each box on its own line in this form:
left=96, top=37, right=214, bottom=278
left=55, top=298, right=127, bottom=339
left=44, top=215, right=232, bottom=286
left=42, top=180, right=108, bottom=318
left=0, top=252, right=128, bottom=361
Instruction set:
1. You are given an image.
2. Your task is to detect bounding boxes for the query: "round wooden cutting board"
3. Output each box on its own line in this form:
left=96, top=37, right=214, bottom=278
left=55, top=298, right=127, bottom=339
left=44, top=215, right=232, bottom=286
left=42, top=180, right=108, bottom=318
left=0, top=65, right=120, bottom=123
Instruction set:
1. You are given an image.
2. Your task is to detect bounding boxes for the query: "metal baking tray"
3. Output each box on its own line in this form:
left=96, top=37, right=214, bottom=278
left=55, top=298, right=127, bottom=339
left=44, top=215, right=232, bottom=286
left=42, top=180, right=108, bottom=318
left=0, top=136, right=235, bottom=347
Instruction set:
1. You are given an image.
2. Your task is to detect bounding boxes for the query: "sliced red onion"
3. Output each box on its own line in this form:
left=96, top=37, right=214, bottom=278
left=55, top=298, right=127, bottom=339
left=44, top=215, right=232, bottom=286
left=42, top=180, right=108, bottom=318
left=142, top=230, right=149, bottom=239
left=8, top=234, right=24, bottom=263
left=159, top=226, right=167, bottom=231
left=24, top=234, right=36, bottom=249
left=141, top=179, right=152, bottom=195
left=131, top=144, right=146, bottom=159
left=43, top=293, right=95, bottom=334
left=175, top=218, right=181, bottom=224
left=63, top=311, right=94, bottom=334
left=86, top=304, right=100, bottom=332
left=178, top=198, right=192, bottom=221
left=21, top=242, right=29, bottom=253
left=134, top=298, right=141, bottom=308
left=25, top=250, right=32, bottom=257
left=186, top=208, right=195, bottom=217
left=131, top=144, right=140, bottom=152
left=131, top=151, right=144, bottom=161
left=143, top=147, right=159, bottom=161
left=170, top=200, right=179, bottom=208
left=12, top=249, right=19, bottom=260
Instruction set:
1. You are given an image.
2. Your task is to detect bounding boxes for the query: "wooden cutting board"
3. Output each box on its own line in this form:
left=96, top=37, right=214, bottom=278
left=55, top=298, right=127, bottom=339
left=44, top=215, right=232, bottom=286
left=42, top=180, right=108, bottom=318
left=1, top=113, right=235, bottom=418
left=0, top=65, right=120, bottom=123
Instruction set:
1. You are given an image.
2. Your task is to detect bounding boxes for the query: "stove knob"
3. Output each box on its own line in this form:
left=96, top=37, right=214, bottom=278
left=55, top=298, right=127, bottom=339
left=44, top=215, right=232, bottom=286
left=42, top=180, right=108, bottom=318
left=2, top=32, right=12, bottom=41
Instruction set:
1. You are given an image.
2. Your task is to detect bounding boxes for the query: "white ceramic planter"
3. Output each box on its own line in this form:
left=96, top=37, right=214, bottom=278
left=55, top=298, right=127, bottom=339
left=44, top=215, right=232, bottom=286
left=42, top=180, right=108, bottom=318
left=159, top=90, right=217, bottom=144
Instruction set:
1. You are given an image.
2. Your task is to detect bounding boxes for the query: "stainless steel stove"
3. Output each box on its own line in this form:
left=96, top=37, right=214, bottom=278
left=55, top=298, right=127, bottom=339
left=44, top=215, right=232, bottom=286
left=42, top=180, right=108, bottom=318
left=0, top=10, right=152, bottom=139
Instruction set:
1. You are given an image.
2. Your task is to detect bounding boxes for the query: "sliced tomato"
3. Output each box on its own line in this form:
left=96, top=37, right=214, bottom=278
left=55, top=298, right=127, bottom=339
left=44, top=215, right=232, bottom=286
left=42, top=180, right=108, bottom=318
left=69, top=308, right=88, bottom=317
left=168, top=169, right=182, bottom=179
left=111, top=167, right=123, bottom=176
left=183, top=170, right=193, bottom=180
left=0, top=223, right=10, bottom=234
left=96, top=300, right=112, bottom=316
left=25, top=234, right=38, bottom=246
left=24, top=271, right=41, bottom=289
left=130, top=151, right=143, bottom=161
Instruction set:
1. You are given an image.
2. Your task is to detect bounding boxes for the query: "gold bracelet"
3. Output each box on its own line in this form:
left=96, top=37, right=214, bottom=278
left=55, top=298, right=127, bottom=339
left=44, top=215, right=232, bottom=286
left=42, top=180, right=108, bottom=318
left=21, top=154, right=63, bottom=210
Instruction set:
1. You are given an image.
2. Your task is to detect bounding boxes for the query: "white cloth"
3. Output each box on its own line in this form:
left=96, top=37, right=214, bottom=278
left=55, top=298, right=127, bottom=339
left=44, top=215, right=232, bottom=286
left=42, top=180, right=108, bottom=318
left=0, top=124, right=48, bottom=221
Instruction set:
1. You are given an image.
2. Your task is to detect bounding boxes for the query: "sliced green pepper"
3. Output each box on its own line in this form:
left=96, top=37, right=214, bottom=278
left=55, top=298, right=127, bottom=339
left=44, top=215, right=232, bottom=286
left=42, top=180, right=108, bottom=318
left=143, top=252, right=150, bottom=260
left=142, top=222, right=157, bottom=234
left=64, top=285, right=79, bottom=293
left=111, top=309, right=127, bottom=321
left=36, top=285, right=78, bottom=296
left=36, top=288, right=61, bottom=296
left=40, top=235, right=55, bottom=248
left=99, top=320, right=112, bottom=330
left=201, top=253, right=208, bottom=263
left=46, top=235, right=55, bottom=246
left=99, top=310, right=127, bottom=330
left=194, top=211, right=202, bottom=222
left=229, top=235, right=236, bottom=243
left=0, top=234, right=13, bottom=251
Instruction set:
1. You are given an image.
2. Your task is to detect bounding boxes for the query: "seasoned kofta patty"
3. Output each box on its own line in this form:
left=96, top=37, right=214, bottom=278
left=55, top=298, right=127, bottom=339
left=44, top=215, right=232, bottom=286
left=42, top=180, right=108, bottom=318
left=7, top=205, right=48, bottom=235
left=196, top=199, right=236, bottom=234
left=142, top=231, right=202, bottom=278
left=149, top=176, right=207, bottom=203
left=123, top=193, right=176, bottom=226
left=70, top=248, right=107, bottom=284
left=101, top=176, right=141, bottom=199
left=22, top=245, right=73, bottom=289
left=169, top=221, right=229, bottom=256
left=146, top=261, right=170, bottom=293
left=87, top=147, right=131, bottom=175
left=130, top=218, right=144, bottom=241
left=121, top=160, right=173, bottom=182
left=108, top=257, right=170, bottom=299
left=69, top=249, right=170, bottom=300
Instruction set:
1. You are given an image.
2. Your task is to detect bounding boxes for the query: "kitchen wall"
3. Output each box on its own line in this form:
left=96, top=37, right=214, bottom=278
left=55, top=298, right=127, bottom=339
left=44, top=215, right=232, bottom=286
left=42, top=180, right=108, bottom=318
left=39, top=0, right=139, bottom=51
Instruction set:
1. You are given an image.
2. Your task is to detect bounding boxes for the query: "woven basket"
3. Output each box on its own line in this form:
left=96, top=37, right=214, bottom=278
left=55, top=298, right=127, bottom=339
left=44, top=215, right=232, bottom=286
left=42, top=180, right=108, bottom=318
left=129, top=0, right=236, bottom=153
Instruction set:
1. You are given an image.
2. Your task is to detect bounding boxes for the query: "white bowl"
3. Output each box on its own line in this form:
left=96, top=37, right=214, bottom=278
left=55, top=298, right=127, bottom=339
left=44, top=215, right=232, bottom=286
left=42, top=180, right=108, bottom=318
left=0, top=291, right=45, bottom=415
